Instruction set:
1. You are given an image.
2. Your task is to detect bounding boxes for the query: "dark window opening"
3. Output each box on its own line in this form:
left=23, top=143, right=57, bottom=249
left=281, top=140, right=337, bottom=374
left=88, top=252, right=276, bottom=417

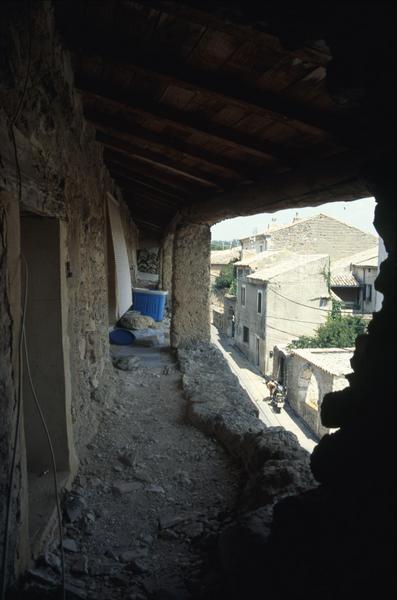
left=243, top=326, right=249, bottom=343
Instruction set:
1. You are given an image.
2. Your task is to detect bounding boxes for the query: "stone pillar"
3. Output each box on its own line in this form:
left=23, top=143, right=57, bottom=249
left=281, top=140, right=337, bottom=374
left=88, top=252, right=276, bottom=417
left=170, top=222, right=211, bottom=348
left=160, top=231, right=174, bottom=310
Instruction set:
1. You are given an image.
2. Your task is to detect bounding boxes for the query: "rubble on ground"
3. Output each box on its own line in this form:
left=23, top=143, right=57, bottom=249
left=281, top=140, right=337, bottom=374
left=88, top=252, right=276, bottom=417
left=119, top=312, right=156, bottom=330
left=15, top=333, right=240, bottom=599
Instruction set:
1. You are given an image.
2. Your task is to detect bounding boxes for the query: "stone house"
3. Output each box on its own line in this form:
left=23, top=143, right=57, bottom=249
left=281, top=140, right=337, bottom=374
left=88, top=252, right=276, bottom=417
left=330, top=246, right=379, bottom=314
left=212, top=294, right=237, bottom=337
left=272, top=346, right=354, bottom=439
left=210, top=246, right=241, bottom=283
left=240, top=213, right=377, bottom=261
left=234, top=251, right=330, bottom=375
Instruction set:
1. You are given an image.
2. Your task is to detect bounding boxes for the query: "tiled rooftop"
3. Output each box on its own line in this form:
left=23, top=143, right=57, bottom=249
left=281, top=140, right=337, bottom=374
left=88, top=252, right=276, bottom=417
left=291, top=347, right=354, bottom=376
left=330, top=273, right=360, bottom=287
left=247, top=253, right=327, bottom=282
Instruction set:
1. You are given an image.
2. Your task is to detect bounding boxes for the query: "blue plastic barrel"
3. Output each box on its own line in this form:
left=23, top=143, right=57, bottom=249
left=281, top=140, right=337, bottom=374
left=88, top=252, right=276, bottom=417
left=132, top=288, right=168, bottom=321
left=109, top=328, right=136, bottom=345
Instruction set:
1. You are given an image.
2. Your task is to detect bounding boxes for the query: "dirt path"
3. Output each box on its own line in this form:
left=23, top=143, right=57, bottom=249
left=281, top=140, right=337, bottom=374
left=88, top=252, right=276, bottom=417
left=53, top=344, right=241, bottom=599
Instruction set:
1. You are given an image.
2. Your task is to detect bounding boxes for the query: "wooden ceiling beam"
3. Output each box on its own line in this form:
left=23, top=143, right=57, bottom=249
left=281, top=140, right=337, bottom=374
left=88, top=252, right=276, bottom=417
left=130, top=1, right=331, bottom=66
left=105, top=151, right=202, bottom=198
left=109, top=169, right=184, bottom=202
left=114, top=177, right=180, bottom=210
left=97, top=131, right=224, bottom=190
left=74, top=50, right=338, bottom=136
left=86, top=105, right=260, bottom=179
left=78, top=80, right=291, bottom=164
left=128, top=216, right=163, bottom=232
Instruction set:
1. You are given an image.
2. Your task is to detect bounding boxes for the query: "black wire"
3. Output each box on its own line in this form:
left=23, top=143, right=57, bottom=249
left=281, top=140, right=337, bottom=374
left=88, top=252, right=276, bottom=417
left=0, top=259, right=27, bottom=600
left=1, top=1, right=32, bottom=591
left=267, top=285, right=336, bottom=312
left=2, top=4, right=65, bottom=598
left=22, top=304, right=66, bottom=600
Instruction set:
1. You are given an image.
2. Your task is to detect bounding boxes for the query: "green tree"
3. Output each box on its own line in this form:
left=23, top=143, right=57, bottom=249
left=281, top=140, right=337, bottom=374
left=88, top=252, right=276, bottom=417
left=213, top=260, right=237, bottom=294
left=211, top=239, right=240, bottom=250
left=288, top=300, right=367, bottom=349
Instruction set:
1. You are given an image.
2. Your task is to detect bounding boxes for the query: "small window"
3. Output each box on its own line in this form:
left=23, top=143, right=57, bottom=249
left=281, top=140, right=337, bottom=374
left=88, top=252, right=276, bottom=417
left=257, top=290, right=262, bottom=314
left=241, top=285, right=246, bottom=306
left=243, top=326, right=249, bottom=343
left=259, top=244, right=263, bottom=253
left=319, top=297, right=328, bottom=307
left=363, top=284, right=372, bottom=301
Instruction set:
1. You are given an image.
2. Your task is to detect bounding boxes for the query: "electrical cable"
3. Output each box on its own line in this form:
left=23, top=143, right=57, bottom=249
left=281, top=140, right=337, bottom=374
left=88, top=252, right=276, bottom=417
left=1, top=258, right=27, bottom=600
left=267, top=286, right=366, bottom=317
left=266, top=322, right=306, bottom=337
left=267, top=286, right=336, bottom=312
left=2, top=4, right=66, bottom=597
left=1, top=1, right=32, bottom=593
left=21, top=256, right=66, bottom=600
left=266, top=314, right=324, bottom=325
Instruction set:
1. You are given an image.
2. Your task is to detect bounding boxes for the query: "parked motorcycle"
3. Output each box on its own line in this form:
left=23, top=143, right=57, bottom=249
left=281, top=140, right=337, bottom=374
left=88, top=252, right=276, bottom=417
left=271, top=386, right=285, bottom=413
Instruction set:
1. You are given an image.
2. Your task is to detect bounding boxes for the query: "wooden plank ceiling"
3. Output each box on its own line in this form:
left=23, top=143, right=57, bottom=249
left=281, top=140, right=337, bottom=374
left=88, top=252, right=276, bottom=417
left=56, top=0, right=352, bottom=235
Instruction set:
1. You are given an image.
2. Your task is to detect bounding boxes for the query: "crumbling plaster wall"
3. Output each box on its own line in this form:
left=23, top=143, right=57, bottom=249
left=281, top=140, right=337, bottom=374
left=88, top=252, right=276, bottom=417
left=286, top=355, right=334, bottom=438
left=0, top=1, right=138, bottom=580
left=171, top=222, right=211, bottom=347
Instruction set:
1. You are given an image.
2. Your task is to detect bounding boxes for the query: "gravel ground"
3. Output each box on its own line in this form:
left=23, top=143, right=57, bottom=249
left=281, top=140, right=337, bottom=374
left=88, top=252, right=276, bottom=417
left=19, top=332, right=242, bottom=599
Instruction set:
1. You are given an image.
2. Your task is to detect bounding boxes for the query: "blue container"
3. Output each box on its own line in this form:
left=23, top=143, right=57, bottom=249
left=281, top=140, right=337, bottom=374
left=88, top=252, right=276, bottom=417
left=109, top=328, right=136, bottom=345
left=132, top=288, right=168, bottom=321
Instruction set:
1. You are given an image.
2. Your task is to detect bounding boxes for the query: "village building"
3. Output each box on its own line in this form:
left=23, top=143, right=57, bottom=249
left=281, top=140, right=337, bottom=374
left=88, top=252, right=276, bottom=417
left=234, top=251, right=330, bottom=374
left=240, top=213, right=377, bottom=260
left=272, top=346, right=354, bottom=439
left=222, top=218, right=380, bottom=376
left=210, top=246, right=241, bottom=283
left=330, top=245, right=380, bottom=313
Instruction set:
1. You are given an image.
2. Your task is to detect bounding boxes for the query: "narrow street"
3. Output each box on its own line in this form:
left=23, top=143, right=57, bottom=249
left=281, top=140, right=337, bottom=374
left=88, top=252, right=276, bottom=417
left=211, top=326, right=318, bottom=453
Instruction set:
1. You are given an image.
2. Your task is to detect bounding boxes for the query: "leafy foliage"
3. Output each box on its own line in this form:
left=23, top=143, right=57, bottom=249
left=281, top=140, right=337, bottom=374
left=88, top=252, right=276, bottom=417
left=213, top=260, right=237, bottom=294
left=211, top=239, right=240, bottom=250
left=288, top=300, right=367, bottom=349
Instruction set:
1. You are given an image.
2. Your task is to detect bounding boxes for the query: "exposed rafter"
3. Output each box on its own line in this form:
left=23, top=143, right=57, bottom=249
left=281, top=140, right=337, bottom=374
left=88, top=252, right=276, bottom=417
left=108, top=170, right=184, bottom=203
left=85, top=104, right=269, bottom=179
left=114, top=176, right=180, bottom=210
left=97, top=131, right=224, bottom=190
left=73, top=49, right=339, bottom=135
left=105, top=151, right=204, bottom=198
left=129, top=1, right=331, bottom=67
left=78, top=80, right=294, bottom=164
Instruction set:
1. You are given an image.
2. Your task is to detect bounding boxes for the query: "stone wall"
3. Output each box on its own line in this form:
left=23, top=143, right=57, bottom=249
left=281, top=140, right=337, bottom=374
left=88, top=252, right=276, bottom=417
left=0, top=2, right=138, bottom=582
left=268, top=214, right=377, bottom=260
left=178, top=342, right=316, bottom=510
left=285, top=354, right=336, bottom=438
left=171, top=222, right=211, bottom=347
left=212, top=307, right=224, bottom=331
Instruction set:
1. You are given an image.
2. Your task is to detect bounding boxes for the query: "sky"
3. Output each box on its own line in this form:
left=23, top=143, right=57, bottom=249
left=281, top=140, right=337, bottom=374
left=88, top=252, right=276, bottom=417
left=211, top=196, right=378, bottom=241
